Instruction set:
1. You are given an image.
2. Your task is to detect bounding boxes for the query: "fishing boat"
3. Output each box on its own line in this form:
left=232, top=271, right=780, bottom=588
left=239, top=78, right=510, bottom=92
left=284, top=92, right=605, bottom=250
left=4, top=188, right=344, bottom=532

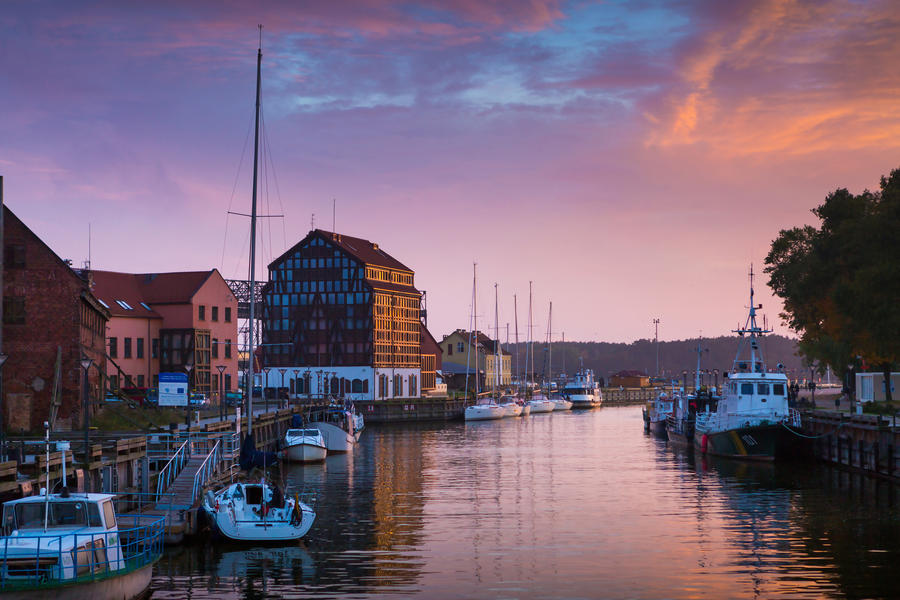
left=202, top=480, right=315, bottom=542
left=282, top=428, right=327, bottom=463
left=563, top=365, right=602, bottom=408
left=666, top=339, right=720, bottom=445
left=0, top=439, right=164, bottom=599
left=693, top=268, right=801, bottom=460
left=643, top=391, right=673, bottom=436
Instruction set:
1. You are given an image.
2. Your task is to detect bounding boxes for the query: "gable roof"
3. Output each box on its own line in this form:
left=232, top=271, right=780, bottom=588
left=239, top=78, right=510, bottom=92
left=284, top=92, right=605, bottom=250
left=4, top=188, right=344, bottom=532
left=441, top=329, right=511, bottom=355
left=91, top=269, right=227, bottom=316
left=269, top=229, right=412, bottom=272
left=90, top=271, right=163, bottom=318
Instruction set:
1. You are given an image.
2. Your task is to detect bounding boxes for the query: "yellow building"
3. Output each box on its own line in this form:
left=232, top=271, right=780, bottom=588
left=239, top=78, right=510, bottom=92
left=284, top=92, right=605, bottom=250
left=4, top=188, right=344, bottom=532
left=440, top=329, right=512, bottom=388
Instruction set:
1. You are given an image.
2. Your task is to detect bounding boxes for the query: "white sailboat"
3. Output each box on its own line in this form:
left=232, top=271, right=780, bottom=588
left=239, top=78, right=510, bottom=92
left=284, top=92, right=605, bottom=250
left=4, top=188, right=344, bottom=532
left=203, top=31, right=315, bottom=541
left=465, top=265, right=505, bottom=421
left=547, top=302, right=572, bottom=411
left=495, top=283, right=521, bottom=417
left=526, top=282, right=555, bottom=414
left=513, top=293, right=530, bottom=416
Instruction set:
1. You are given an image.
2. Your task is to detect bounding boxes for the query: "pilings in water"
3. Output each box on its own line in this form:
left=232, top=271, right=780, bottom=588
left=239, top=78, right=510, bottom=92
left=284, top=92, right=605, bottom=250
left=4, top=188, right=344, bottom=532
left=802, top=410, right=900, bottom=479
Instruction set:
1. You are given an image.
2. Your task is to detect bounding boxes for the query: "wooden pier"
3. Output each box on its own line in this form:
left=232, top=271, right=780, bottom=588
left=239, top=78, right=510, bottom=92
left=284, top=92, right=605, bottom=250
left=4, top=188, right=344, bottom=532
left=802, top=410, right=900, bottom=479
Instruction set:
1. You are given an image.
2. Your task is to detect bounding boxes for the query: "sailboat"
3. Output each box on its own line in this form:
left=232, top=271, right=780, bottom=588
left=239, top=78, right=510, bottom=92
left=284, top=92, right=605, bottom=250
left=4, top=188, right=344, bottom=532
left=526, top=282, right=555, bottom=414
left=693, top=267, right=800, bottom=460
left=495, top=284, right=521, bottom=417
left=465, top=265, right=505, bottom=421
left=513, top=293, right=530, bottom=416
left=547, top=302, right=572, bottom=411
left=203, top=30, right=315, bottom=541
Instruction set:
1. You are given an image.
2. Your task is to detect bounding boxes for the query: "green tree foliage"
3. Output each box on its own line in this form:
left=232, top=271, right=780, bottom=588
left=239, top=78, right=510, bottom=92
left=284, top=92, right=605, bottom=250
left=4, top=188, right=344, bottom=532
left=765, top=168, right=900, bottom=400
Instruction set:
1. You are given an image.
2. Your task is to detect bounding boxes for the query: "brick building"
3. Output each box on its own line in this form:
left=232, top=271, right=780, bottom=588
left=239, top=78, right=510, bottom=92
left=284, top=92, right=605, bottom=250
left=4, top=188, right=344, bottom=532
left=2, top=206, right=109, bottom=433
left=261, top=229, right=441, bottom=400
left=90, top=270, right=239, bottom=398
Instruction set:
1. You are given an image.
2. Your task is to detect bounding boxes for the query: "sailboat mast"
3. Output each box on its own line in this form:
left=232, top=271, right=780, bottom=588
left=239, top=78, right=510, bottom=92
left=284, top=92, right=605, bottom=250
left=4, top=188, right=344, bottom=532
left=528, top=281, right=533, bottom=390
left=247, top=28, right=262, bottom=434
left=514, top=294, right=520, bottom=396
left=474, top=263, right=478, bottom=398
left=548, top=301, right=552, bottom=392
left=494, top=283, right=499, bottom=394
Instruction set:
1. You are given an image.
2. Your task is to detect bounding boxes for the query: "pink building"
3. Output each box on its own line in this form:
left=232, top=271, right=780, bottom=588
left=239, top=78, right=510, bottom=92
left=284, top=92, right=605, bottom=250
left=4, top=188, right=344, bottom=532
left=91, top=269, right=238, bottom=399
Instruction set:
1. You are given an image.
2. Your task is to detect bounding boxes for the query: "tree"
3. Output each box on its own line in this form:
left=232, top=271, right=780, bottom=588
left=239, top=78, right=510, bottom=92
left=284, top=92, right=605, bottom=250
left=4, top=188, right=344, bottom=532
left=765, top=168, right=900, bottom=402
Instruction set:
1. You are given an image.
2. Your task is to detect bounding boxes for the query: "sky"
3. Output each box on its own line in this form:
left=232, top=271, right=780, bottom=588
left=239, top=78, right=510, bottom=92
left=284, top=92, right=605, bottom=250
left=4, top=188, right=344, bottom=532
left=2, top=0, right=899, bottom=343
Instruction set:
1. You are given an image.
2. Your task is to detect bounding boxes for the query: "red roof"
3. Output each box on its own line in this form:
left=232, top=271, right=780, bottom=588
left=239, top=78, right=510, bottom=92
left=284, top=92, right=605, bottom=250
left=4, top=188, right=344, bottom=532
left=91, top=269, right=221, bottom=317
left=270, top=229, right=413, bottom=273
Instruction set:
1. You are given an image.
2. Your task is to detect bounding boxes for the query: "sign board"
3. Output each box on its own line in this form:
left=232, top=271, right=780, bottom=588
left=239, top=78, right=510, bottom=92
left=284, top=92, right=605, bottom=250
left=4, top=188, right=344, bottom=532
left=158, top=372, right=188, bottom=407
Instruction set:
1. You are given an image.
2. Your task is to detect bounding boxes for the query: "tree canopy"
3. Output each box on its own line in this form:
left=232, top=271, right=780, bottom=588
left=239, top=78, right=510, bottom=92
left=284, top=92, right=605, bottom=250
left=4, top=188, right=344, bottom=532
left=765, top=167, right=900, bottom=400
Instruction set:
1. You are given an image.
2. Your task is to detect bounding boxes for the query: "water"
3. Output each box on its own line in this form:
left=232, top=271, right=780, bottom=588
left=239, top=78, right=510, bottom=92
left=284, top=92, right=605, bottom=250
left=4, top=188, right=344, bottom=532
left=151, top=406, right=900, bottom=599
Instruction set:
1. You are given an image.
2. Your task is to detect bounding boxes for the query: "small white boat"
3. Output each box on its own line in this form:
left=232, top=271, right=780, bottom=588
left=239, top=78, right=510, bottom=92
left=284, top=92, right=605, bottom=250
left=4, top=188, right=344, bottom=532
left=563, top=367, right=603, bottom=409
left=203, top=481, right=315, bottom=542
left=499, top=396, right=522, bottom=417
left=552, top=397, right=573, bottom=411
left=465, top=399, right=506, bottom=421
left=0, top=441, right=164, bottom=600
left=282, top=428, right=327, bottom=463
left=310, top=406, right=364, bottom=453
left=527, top=395, right=555, bottom=413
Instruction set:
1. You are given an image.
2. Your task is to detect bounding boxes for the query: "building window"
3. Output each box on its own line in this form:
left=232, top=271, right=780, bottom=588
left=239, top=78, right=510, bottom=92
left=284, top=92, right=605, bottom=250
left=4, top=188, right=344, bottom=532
left=225, top=373, right=232, bottom=391
left=448, top=344, right=452, bottom=356
left=409, top=374, right=417, bottom=397
left=109, top=374, right=119, bottom=390
left=457, top=342, right=464, bottom=353
left=198, top=305, right=206, bottom=320
left=152, top=374, right=158, bottom=388
left=393, top=374, right=402, bottom=397
left=137, top=374, right=145, bottom=387
left=225, top=307, right=232, bottom=322
left=152, top=338, right=159, bottom=359
left=212, top=306, right=219, bottom=321
left=124, top=337, right=132, bottom=359
left=224, top=339, right=232, bottom=359
left=4, top=244, right=25, bottom=269
left=136, top=338, right=144, bottom=359
left=212, top=338, right=219, bottom=359
left=109, top=337, right=118, bottom=359
left=2, top=296, right=25, bottom=324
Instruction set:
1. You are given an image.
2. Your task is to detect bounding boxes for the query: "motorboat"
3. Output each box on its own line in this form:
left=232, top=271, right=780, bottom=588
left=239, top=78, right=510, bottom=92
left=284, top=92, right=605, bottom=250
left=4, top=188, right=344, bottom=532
left=203, top=480, right=315, bottom=542
left=465, top=398, right=506, bottom=421
left=0, top=440, right=164, bottom=599
left=310, top=405, right=364, bottom=452
left=563, top=367, right=603, bottom=408
left=693, top=268, right=801, bottom=461
left=643, top=392, right=673, bottom=436
left=282, top=428, right=327, bottom=463
left=499, top=395, right=522, bottom=417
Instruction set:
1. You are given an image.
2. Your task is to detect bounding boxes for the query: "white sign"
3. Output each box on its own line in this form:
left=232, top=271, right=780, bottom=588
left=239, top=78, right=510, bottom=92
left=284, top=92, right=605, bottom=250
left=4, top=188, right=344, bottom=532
left=159, top=372, right=188, bottom=407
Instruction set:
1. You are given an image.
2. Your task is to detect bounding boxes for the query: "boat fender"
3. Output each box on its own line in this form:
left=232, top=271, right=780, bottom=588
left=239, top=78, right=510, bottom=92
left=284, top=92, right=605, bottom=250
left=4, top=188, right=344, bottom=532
left=700, top=434, right=709, bottom=453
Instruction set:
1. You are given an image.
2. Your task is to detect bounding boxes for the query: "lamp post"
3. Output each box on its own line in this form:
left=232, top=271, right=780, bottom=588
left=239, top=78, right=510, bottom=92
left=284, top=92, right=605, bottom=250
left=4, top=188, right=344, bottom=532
left=216, top=364, right=227, bottom=421
left=652, top=318, right=660, bottom=377
left=0, top=353, right=7, bottom=462
left=80, top=356, right=93, bottom=470
left=184, top=360, right=193, bottom=430
left=262, top=367, right=270, bottom=413
left=292, top=368, right=300, bottom=407
left=278, top=368, right=287, bottom=410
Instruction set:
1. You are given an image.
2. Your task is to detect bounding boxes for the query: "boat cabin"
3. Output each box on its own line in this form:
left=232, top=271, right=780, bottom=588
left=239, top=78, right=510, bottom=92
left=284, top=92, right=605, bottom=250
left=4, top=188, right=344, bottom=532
left=721, top=372, right=789, bottom=416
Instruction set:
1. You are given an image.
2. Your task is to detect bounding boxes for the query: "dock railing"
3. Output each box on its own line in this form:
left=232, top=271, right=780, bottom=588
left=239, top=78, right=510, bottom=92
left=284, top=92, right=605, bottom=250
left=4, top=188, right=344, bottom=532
left=191, top=440, right=221, bottom=505
left=155, top=438, right=190, bottom=496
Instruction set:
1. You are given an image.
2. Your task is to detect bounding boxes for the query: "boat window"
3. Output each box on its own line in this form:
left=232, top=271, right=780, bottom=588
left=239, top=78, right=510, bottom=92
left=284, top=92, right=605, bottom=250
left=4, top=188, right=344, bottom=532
left=232, top=486, right=244, bottom=500
left=740, top=383, right=753, bottom=395
left=757, top=383, right=770, bottom=395
left=245, top=486, right=263, bottom=505
left=2, top=505, right=15, bottom=534
left=14, top=501, right=89, bottom=529
left=301, top=429, right=320, bottom=436
left=87, top=502, right=103, bottom=527
left=286, top=429, right=302, bottom=436
left=102, top=499, right=116, bottom=530
left=773, top=383, right=785, bottom=396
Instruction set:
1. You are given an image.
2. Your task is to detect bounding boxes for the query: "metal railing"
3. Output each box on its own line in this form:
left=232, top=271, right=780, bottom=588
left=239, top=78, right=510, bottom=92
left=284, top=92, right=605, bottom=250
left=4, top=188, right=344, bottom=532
left=0, top=514, right=164, bottom=592
left=191, top=440, right=221, bottom=504
left=155, top=438, right=190, bottom=496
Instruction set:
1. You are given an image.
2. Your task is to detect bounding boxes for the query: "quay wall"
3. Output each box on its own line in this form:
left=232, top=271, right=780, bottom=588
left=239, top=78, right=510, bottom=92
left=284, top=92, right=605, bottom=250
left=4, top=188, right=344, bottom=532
left=802, top=410, right=900, bottom=479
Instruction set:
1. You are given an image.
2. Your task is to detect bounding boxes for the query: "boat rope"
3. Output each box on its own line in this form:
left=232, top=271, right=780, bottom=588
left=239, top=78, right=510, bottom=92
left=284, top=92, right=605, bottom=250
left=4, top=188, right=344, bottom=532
left=780, top=420, right=844, bottom=439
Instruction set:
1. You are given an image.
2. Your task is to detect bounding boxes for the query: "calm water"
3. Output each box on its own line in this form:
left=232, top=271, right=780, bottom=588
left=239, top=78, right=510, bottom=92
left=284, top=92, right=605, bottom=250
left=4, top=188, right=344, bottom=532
left=151, top=406, right=900, bottom=599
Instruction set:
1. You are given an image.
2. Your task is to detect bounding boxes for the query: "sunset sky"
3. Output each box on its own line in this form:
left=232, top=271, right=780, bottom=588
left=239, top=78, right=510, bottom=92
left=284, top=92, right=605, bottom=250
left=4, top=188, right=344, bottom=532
left=3, top=0, right=898, bottom=343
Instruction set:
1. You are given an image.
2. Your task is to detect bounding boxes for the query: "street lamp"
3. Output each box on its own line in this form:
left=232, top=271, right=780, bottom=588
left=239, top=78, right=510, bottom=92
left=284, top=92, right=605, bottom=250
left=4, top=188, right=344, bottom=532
left=184, top=360, right=193, bottom=430
left=278, top=368, right=287, bottom=410
left=216, top=364, right=227, bottom=421
left=262, top=367, right=271, bottom=413
left=80, top=356, right=93, bottom=470
left=0, top=353, right=7, bottom=461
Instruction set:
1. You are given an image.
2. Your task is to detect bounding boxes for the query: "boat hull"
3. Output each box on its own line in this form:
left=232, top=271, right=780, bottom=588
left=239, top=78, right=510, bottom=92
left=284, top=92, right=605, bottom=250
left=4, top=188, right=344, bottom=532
left=283, top=442, right=327, bottom=463
left=570, top=400, right=601, bottom=409
left=695, top=424, right=781, bottom=461
left=465, top=405, right=506, bottom=420
left=206, top=506, right=315, bottom=542
left=648, top=418, right=667, bottom=437
left=0, top=563, right=153, bottom=600
left=552, top=399, right=573, bottom=411
left=311, top=422, right=359, bottom=452
left=527, top=400, right=555, bottom=413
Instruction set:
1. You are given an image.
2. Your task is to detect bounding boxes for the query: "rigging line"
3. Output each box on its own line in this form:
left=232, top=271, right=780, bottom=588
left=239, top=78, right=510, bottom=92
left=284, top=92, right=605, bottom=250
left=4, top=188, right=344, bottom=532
left=220, top=113, right=255, bottom=272
left=261, top=104, right=274, bottom=270
left=260, top=104, right=288, bottom=251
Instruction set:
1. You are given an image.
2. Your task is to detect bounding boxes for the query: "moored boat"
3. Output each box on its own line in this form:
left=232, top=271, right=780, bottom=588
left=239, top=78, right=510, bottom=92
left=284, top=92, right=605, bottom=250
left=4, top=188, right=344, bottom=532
left=563, top=367, right=602, bottom=409
left=465, top=398, right=507, bottom=421
left=310, top=406, right=364, bottom=453
left=202, top=480, right=315, bottom=542
left=643, top=392, right=673, bottom=436
left=282, top=428, right=327, bottom=463
left=693, top=268, right=800, bottom=461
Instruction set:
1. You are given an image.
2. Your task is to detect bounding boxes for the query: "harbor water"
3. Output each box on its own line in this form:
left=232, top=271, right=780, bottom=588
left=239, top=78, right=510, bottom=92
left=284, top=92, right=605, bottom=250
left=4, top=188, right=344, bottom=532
left=151, top=406, right=900, bottom=599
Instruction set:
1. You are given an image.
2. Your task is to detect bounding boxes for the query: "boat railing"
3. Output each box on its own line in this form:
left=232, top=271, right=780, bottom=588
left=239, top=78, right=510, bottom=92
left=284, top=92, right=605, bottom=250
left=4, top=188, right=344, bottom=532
left=155, top=438, right=190, bottom=496
left=0, top=513, right=165, bottom=592
left=113, top=491, right=178, bottom=515
left=191, top=440, right=222, bottom=504
left=787, top=408, right=802, bottom=428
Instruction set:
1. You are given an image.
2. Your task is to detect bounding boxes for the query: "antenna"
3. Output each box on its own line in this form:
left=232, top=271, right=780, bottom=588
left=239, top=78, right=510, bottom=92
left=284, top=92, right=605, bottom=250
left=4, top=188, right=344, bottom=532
left=332, top=198, right=336, bottom=232
left=311, top=213, right=315, bottom=230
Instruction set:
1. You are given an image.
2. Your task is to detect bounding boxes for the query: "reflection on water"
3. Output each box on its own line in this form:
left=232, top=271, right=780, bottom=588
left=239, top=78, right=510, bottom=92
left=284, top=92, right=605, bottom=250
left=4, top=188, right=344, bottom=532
left=151, top=407, right=900, bottom=599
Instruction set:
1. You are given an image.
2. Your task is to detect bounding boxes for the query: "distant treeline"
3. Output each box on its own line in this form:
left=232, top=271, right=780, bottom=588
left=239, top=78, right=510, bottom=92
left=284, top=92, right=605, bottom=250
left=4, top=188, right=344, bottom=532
left=502, top=335, right=810, bottom=381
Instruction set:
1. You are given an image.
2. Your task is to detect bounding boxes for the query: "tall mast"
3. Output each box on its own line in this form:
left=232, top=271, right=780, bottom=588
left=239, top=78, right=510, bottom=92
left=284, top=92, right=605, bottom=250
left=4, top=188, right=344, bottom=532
left=547, top=301, right=553, bottom=393
left=494, top=283, right=500, bottom=394
left=473, top=263, right=478, bottom=398
left=528, top=281, right=533, bottom=389
left=246, top=26, right=262, bottom=434
left=732, top=265, right=771, bottom=373
left=514, top=294, right=520, bottom=396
